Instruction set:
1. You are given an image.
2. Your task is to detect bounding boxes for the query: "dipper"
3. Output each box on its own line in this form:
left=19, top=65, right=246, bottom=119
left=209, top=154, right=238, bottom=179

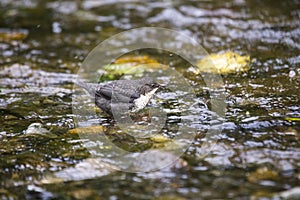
left=77, top=77, right=160, bottom=116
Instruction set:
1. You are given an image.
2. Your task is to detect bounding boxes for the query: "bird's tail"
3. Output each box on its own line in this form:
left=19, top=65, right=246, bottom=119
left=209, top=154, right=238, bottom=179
left=75, top=80, right=98, bottom=96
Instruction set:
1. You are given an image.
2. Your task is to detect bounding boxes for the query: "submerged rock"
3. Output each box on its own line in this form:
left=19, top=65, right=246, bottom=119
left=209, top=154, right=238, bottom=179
left=247, top=166, right=278, bottom=183
left=152, top=195, right=187, bottom=200
left=41, top=158, right=117, bottom=183
left=22, top=123, right=57, bottom=138
left=54, top=158, right=117, bottom=181
left=189, top=51, right=251, bottom=75
left=276, top=187, right=300, bottom=200
left=24, top=123, right=57, bottom=138
left=114, top=55, right=159, bottom=64
left=97, top=55, right=168, bottom=80
left=41, top=150, right=188, bottom=182
left=0, top=28, right=28, bottom=41
left=25, top=123, right=50, bottom=135
left=67, top=125, right=105, bottom=134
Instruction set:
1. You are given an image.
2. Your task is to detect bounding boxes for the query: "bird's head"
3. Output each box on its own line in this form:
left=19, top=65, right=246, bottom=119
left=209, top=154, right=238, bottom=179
left=137, top=77, right=161, bottom=95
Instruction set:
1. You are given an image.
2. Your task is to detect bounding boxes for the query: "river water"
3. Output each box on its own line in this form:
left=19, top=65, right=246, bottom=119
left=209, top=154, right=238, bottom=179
left=0, top=0, right=299, bottom=199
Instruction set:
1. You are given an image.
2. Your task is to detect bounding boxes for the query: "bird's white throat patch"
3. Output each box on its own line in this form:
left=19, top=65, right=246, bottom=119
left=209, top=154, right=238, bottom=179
left=132, top=88, right=158, bottom=112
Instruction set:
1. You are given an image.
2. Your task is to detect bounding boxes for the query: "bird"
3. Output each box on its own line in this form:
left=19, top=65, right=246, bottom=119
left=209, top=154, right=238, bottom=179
left=76, top=77, right=161, bottom=116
